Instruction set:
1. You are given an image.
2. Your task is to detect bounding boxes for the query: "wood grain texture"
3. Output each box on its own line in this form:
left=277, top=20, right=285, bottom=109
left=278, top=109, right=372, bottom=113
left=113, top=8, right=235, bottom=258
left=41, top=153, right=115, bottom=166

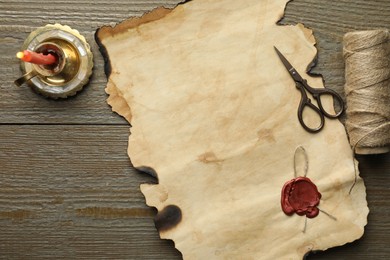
left=0, top=125, right=182, bottom=259
left=0, top=0, right=389, bottom=259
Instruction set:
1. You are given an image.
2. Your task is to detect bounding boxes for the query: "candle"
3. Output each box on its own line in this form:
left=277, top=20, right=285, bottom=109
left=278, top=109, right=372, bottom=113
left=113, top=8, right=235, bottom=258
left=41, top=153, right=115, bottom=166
left=16, top=50, right=56, bottom=65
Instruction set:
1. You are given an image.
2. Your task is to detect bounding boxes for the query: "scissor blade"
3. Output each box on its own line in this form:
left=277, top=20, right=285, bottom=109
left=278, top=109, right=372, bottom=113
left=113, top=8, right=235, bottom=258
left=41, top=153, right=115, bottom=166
left=274, top=46, right=303, bottom=82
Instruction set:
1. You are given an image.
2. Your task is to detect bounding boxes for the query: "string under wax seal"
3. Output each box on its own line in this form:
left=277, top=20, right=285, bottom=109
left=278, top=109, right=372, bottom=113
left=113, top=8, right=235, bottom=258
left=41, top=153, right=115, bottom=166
left=343, top=29, right=390, bottom=155
left=16, top=50, right=57, bottom=66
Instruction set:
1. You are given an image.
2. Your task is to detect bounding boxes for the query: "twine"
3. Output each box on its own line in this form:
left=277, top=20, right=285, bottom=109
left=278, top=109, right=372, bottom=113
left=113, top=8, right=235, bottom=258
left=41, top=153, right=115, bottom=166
left=343, top=29, right=390, bottom=155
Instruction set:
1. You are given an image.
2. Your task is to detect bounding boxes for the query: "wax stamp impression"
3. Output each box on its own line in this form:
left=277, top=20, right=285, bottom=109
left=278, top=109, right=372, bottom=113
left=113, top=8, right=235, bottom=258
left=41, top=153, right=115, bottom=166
left=281, top=176, right=321, bottom=218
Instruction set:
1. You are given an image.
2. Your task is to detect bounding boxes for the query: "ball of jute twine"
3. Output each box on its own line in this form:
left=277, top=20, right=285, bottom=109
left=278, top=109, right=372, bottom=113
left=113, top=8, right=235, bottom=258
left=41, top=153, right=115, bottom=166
left=343, top=29, right=390, bottom=155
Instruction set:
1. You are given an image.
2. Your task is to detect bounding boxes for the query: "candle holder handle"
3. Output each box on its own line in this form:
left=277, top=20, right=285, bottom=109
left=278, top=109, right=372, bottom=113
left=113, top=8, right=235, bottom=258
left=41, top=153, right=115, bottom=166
left=14, top=71, right=38, bottom=87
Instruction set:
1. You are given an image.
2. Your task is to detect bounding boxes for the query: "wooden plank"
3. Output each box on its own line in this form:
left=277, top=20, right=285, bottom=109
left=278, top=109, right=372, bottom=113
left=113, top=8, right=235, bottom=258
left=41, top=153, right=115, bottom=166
left=0, top=125, right=181, bottom=259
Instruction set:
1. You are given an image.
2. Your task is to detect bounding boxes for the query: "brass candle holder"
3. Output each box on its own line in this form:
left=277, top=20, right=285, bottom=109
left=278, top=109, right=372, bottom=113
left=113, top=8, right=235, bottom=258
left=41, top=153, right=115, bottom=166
left=15, top=24, right=93, bottom=99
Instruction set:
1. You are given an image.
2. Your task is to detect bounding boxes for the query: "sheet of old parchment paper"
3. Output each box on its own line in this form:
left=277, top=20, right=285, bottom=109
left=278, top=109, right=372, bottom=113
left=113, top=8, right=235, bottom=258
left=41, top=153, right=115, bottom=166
left=96, top=0, right=368, bottom=259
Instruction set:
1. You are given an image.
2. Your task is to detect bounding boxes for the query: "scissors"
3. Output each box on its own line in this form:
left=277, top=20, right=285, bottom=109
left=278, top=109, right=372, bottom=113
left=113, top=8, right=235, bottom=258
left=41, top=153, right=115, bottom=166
left=274, top=47, right=344, bottom=133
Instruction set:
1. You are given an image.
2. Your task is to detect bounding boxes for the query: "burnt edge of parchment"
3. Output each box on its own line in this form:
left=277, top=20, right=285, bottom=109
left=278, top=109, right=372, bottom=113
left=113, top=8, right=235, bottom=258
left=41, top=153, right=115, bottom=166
left=278, top=8, right=345, bottom=118
left=94, top=7, right=171, bottom=78
left=94, top=31, right=112, bottom=78
left=94, top=1, right=192, bottom=78
left=136, top=166, right=159, bottom=183
left=154, top=205, right=182, bottom=232
left=276, top=0, right=322, bottom=80
left=276, top=0, right=294, bottom=25
left=94, top=1, right=194, bottom=183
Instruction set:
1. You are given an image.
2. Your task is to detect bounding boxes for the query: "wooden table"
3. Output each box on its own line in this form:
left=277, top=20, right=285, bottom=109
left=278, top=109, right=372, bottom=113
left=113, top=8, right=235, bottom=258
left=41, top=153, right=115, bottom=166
left=0, top=0, right=389, bottom=259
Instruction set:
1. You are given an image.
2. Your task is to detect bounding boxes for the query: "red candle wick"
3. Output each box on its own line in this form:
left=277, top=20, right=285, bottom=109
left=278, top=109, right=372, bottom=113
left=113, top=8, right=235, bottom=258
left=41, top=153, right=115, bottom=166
left=16, top=50, right=57, bottom=66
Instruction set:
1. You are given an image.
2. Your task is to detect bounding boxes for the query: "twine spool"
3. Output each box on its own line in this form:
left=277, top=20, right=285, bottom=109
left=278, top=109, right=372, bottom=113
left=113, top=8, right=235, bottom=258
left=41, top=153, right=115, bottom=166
left=343, top=29, right=390, bottom=155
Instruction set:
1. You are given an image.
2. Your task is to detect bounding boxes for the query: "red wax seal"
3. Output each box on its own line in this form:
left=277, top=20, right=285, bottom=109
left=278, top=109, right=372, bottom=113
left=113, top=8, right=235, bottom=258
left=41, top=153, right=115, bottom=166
left=281, top=177, right=321, bottom=218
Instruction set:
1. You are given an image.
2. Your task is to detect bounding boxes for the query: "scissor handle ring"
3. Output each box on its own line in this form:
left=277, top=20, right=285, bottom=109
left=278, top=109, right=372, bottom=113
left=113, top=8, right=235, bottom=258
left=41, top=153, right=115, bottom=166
left=297, top=98, right=325, bottom=133
left=309, top=88, right=344, bottom=118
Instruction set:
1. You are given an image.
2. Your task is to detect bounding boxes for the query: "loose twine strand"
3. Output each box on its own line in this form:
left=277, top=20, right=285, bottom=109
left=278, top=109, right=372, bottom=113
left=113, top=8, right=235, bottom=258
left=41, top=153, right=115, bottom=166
left=343, top=29, right=390, bottom=155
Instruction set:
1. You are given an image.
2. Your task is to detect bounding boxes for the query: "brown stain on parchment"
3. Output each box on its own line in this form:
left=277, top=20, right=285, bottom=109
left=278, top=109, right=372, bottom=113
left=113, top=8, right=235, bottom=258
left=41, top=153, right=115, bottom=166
left=77, top=207, right=154, bottom=218
left=198, top=152, right=224, bottom=164
left=257, top=129, right=276, bottom=143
